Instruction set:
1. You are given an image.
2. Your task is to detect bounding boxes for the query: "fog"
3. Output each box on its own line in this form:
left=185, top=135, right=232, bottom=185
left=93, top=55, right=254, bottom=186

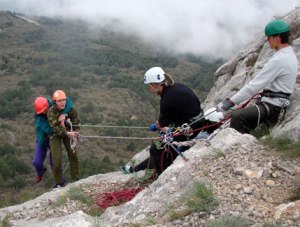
left=1, top=0, right=299, bottom=58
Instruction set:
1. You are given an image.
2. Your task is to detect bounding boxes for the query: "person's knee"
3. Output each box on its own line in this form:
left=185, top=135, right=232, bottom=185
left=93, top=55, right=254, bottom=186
left=149, top=143, right=159, bottom=156
left=32, top=159, right=41, bottom=167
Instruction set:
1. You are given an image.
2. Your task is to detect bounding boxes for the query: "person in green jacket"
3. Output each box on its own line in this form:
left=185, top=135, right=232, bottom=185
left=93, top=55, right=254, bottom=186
left=47, top=90, right=80, bottom=188
left=33, top=97, right=54, bottom=183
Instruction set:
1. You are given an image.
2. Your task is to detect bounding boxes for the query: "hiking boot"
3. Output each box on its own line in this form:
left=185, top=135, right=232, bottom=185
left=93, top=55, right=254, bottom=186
left=35, top=167, right=47, bottom=183
left=120, top=165, right=133, bottom=174
left=35, top=175, right=42, bottom=183
left=53, top=183, right=65, bottom=189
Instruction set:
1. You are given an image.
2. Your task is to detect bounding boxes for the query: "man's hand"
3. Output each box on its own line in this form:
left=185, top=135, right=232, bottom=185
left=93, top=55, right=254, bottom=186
left=217, top=98, right=235, bottom=113
left=58, top=114, right=67, bottom=122
left=67, top=131, right=79, bottom=138
left=59, top=114, right=67, bottom=128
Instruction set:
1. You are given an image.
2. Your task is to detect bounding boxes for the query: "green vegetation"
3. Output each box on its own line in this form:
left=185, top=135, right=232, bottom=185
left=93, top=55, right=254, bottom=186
left=0, top=215, right=11, bottom=227
left=51, top=186, right=102, bottom=217
left=185, top=182, right=219, bottom=212
left=206, top=214, right=252, bottom=227
left=263, top=136, right=300, bottom=158
left=51, top=193, right=68, bottom=208
left=0, top=10, right=221, bottom=208
left=210, top=149, right=226, bottom=159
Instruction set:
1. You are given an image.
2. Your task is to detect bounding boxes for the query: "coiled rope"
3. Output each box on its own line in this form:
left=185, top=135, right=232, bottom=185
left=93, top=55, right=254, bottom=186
left=96, top=187, right=143, bottom=209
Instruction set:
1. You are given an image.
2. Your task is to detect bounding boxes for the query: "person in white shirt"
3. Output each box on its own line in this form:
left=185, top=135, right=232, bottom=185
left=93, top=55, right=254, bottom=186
left=217, top=19, right=298, bottom=133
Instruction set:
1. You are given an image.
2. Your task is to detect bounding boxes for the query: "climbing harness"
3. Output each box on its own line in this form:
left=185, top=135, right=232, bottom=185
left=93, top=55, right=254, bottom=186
left=261, top=90, right=291, bottom=99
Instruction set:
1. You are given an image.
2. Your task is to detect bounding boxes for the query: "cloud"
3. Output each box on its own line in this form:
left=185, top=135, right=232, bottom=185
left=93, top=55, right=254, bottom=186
left=1, top=0, right=300, bottom=58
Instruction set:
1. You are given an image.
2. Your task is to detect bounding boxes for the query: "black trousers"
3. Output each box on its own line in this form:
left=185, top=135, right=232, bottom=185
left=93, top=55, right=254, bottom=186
left=133, top=157, right=155, bottom=172
left=230, top=102, right=283, bottom=134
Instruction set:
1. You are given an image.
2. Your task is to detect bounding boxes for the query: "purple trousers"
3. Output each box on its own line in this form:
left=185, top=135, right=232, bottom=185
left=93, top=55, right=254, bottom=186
left=32, top=140, right=53, bottom=177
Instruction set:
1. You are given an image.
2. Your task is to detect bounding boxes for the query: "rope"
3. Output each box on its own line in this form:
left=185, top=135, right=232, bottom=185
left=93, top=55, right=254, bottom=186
left=78, top=94, right=260, bottom=142
left=255, top=104, right=261, bottom=128
left=66, top=119, right=78, bottom=152
left=133, top=168, right=155, bottom=183
left=80, top=135, right=155, bottom=140
left=72, top=124, right=148, bottom=129
left=132, top=158, right=156, bottom=183
left=161, top=145, right=174, bottom=173
left=95, top=187, right=143, bottom=209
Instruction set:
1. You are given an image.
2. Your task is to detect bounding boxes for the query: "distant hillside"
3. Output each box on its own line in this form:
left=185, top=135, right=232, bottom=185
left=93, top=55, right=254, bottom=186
left=0, top=11, right=222, bottom=207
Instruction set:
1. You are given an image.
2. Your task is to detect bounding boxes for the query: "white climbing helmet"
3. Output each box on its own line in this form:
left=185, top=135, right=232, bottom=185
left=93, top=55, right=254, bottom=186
left=204, top=107, right=224, bottom=122
left=144, top=67, right=165, bottom=84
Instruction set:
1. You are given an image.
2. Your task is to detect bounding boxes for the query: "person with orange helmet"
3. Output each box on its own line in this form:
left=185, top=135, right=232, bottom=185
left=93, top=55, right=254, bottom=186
left=33, top=97, right=53, bottom=183
left=47, top=90, right=80, bottom=188
left=33, top=95, right=73, bottom=183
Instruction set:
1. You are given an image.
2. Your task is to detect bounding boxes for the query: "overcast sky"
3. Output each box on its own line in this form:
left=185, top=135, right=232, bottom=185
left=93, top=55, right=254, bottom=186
left=1, top=0, right=299, bottom=58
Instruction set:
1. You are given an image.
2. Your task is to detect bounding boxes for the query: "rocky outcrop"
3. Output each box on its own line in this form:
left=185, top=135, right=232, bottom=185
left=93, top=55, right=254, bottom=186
left=0, top=129, right=299, bottom=226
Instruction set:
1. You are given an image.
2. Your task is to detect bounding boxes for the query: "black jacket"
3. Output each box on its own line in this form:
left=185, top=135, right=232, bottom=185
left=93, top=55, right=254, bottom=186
left=158, top=82, right=201, bottom=127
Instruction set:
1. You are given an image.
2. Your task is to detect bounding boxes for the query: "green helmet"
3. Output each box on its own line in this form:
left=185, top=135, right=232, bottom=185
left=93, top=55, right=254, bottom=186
left=264, top=19, right=290, bottom=36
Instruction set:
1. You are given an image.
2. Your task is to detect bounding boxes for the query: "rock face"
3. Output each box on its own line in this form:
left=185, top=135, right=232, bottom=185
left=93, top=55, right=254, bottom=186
left=204, top=7, right=300, bottom=142
left=0, top=129, right=299, bottom=226
left=0, top=7, right=300, bottom=227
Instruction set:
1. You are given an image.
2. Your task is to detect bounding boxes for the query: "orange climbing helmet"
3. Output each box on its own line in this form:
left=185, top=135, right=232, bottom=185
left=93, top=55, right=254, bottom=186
left=52, top=90, right=67, bottom=101
left=34, top=97, right=48, bottom=114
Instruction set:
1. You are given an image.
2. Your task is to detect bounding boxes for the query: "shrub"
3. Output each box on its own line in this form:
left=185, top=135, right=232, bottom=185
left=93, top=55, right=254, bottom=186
left=0, top=143, right=17, bottom=156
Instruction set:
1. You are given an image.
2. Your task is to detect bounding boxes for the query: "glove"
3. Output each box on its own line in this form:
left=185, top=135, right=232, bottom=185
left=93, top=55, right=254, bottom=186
left=149, top=123, right=157, bottom=131
left=217, top=98, right=235, bottom=112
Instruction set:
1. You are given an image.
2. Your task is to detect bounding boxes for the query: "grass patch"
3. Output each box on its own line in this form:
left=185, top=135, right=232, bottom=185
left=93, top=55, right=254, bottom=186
left=210, top=149, right=225, bottom=159
left=289, top=173, right=300, bottom=201
left=263, top=136, right=300, bottom=158
left=206, top=214, right=252, bottom=227
left=186, top=182, right=219, bottom=212
left=164, top=203, right=181, bottom=221
left=68, top=186, right=103, bottom=217
left=250, top=123, right=271, bottom=138
left=0, top=215, right=11, bottom=227
left=51, top=193, right=68, bottom=208
left=145, top=216, right=157, bottom=225
left=90, top=217, right=105, bottom=227
left=128, top=224, right=142, bottom=227
left=68, top=186, right=92, bottom=204
left=262, top=224, right=281, bottom=227
left=50, top=186, right=102, bottom=216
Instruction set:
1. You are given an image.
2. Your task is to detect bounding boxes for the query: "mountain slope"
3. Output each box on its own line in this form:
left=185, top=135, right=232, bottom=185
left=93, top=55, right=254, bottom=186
left=0, top=11, right=221, bottom=207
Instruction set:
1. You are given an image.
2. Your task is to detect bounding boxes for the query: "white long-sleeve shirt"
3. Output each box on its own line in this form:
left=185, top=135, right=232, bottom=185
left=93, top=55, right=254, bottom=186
left=231, top=46, right=298, bottom=107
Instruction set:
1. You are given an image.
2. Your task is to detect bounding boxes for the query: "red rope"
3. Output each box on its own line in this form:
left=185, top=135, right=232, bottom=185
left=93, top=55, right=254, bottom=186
left=160, top=145, right=174, bottom=172
left=96, top=187, right=143, bottom=209
left=154, top=93, right=261, bottom=141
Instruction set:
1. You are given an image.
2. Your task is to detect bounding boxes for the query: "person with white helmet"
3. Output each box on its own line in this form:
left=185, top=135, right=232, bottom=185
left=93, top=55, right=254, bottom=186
left=132, top=66, right=213, bottom=176
left=47, top=90, right=80, bottom=188
left=217, top=19, right=298, bottom=133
